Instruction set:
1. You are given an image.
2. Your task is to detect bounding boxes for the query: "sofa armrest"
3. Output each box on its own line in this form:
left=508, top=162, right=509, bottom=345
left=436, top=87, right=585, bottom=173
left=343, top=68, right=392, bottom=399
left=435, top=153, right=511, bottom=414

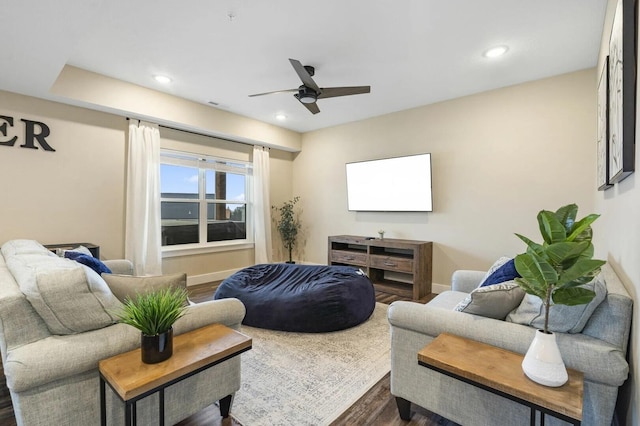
left=5, top=323, right=140, bottom=392
left=451, top=270, right=485, bottom=293
left=103, top=259, right=133, bottom=275
left=174, top=298, right=246, bottom=334
left=388, top=301, right=628, bottom=386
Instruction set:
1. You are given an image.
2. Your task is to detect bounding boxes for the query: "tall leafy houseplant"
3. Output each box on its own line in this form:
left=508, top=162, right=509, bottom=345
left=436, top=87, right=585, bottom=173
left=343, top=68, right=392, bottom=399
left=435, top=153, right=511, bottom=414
left=514, top=203, right=606, bottom=334
left=272, top=196, right=301, bottom=263
left=115, top=287, right=189, bottom=363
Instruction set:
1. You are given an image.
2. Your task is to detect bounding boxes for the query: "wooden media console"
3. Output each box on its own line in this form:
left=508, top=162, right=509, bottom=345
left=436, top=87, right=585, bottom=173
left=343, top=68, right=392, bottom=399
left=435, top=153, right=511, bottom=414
left=328, top=235, right=433, bottom=301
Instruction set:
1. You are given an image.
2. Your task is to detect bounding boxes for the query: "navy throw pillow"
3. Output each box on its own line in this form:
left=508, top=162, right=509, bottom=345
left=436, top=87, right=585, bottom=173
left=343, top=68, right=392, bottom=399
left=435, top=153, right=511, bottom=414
left=64, top=251, right=112, bottom=275
left=480, top=258, right=520, bottom=287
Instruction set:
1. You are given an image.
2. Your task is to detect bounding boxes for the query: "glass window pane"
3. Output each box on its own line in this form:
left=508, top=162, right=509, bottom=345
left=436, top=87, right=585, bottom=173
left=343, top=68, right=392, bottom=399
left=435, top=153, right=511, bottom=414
left=207, top=203, right=246, bottom=242
left=160, top=164, right=198, bottom=199
left=161, top=202, right=199, bottom=246
left=206, top=171, right=245, bottom=201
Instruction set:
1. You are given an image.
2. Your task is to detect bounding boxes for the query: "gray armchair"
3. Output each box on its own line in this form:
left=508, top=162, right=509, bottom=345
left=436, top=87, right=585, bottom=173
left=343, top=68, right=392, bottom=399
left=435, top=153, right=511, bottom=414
left=388, top=264, right=632, bottom=426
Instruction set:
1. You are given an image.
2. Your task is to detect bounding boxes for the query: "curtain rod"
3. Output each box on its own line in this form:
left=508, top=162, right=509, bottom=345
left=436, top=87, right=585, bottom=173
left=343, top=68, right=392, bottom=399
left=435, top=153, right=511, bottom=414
left=126, top=117, right=261, bottom=147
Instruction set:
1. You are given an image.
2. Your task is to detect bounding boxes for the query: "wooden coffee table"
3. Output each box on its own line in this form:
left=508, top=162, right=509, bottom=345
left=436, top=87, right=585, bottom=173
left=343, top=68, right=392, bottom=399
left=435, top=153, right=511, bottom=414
left=99, top=323, right=252, bottom=426
left=418, top=333, right=583, bottom=426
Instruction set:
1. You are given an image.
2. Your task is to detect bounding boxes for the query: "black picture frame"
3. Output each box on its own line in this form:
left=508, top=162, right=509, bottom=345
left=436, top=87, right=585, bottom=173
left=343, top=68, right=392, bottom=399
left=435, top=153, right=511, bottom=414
left=598, top=56, right=613, bottom=190
left=608, top=0, right=637, bottom=184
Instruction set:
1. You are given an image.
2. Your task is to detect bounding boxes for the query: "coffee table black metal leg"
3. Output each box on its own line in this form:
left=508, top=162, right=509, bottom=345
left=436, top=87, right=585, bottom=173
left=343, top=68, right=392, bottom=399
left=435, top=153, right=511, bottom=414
left=125, top=401, right=136, bottom=426
left=159, top=388, right=165, bottom=426
left=100, top=377, right=106, bottom=426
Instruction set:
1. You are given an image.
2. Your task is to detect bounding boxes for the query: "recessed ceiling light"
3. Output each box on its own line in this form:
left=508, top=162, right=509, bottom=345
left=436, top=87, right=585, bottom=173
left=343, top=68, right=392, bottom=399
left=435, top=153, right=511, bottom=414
left=154, top=75, right=172, bottom=84
left=275, top=114, right=287, bottom=121
left=483, top=46, right=509, bottom=58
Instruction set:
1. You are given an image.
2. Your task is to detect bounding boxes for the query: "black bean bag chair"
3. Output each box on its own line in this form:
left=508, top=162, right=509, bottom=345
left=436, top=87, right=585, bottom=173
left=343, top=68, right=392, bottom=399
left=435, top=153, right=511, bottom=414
left=214, top=263, right=376, bottom=332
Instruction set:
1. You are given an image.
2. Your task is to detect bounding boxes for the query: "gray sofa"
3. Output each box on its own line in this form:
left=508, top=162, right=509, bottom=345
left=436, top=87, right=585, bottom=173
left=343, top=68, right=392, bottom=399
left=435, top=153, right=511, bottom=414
left=0, top=239, right=246, bottom=426
left=388, top=263, right=632, bottom=426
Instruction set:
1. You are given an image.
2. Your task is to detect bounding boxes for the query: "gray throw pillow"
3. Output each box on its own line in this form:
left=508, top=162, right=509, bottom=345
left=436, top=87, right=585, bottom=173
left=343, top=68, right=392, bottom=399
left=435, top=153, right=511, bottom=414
left=103, top=272, right=188, bottom=303
left=454, top=280, right=526, bottom=320
left=21, top=263, right=122, bottom=335
left=505, top=276, right=607, bottom=333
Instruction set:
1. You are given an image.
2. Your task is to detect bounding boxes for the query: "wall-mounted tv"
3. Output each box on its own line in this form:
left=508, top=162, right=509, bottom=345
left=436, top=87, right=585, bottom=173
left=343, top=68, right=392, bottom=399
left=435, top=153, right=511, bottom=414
left=346, top=153, right=433, bottom=212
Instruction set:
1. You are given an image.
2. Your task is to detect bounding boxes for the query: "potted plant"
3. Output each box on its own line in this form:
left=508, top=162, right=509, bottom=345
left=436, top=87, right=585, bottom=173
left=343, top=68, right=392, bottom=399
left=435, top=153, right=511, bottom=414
left=272, top=196, right=301, bottom=263
left=115, top=287, right=189, bottom=364
left=514, top=203, right=605, bottom=386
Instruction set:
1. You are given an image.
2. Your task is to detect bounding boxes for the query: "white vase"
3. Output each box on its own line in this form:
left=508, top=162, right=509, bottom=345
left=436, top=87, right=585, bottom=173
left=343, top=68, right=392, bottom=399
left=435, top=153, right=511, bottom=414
left=521, top=329, right=568, bottom=387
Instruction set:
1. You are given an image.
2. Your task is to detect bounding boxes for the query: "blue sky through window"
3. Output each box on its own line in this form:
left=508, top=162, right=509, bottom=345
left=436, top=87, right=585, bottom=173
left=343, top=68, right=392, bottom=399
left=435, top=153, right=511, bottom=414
left=160, top=164, right=245, bottom=200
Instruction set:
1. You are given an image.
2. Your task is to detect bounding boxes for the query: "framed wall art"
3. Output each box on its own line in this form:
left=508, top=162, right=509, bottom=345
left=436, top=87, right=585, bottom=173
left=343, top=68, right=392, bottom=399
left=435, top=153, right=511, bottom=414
left=597, top=56, right=613, bottom=190
left=608, top=0, right=637, bottom=184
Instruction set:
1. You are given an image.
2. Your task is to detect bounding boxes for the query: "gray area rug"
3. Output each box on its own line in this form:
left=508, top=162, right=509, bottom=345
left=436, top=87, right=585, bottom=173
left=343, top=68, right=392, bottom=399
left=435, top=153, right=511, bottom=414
left=231, top=303, right=390, bottom=426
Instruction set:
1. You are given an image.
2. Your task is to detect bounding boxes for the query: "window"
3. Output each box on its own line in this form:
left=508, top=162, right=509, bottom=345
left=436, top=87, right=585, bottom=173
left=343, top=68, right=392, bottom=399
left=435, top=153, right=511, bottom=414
left=160, top=151, right=251, bottom=249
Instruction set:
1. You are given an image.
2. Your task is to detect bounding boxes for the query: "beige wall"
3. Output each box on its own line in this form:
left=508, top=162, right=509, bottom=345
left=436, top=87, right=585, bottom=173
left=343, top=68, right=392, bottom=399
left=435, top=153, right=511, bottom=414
left=0, top=90, right=127, bottom=259
left=595, top=1, right=639, bottom=424
left=293, top=69, right=596, bottom=288
left=0, top=89, right=295, bottom=279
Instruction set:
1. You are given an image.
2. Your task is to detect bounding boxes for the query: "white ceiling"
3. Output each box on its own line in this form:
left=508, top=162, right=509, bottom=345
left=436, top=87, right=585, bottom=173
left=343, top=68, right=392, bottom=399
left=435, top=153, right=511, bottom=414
left=1, top=0, right=607, bottom=133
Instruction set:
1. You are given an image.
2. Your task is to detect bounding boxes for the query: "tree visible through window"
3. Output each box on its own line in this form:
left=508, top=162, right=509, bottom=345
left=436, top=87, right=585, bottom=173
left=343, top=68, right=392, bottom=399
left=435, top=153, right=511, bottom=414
left=160, top=151, right=251, bottom=247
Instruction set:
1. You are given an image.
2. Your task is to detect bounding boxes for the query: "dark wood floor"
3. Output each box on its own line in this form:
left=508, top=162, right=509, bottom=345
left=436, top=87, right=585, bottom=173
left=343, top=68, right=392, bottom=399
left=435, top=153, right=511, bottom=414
left=0, top=284, right=453, bottom=426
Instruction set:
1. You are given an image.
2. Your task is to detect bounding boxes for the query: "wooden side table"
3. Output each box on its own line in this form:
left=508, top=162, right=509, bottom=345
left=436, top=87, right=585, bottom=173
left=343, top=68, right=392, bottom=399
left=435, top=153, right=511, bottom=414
left=44, top=242, right=100, bottom=258
left=99, top=323, right=252, bottom=426
left=418, top=333, right=583, bottom=426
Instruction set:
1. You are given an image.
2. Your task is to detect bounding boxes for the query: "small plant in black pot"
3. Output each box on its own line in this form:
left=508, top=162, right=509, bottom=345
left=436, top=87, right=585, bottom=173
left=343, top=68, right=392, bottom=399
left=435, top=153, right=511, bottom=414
left=115, top=287, right=189, bottom=364
left=272, top=196, right=301, bottom=264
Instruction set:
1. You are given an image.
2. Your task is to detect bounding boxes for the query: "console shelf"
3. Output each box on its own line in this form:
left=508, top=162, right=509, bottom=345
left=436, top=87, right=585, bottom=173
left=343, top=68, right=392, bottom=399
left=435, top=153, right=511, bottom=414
left=328, top=235, right=433, bottom=300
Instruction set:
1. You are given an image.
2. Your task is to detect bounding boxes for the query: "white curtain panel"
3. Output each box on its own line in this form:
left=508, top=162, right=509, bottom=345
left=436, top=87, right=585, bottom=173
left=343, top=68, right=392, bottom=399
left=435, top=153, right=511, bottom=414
left=125, top=120, right=162, bottom=276
left=253, top=146, right=272, bottom=264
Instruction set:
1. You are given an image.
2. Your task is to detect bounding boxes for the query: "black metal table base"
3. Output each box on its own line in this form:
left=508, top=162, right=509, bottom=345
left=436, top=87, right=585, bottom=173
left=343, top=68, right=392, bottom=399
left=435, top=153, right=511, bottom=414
left=100, top=347, right=249, bottom=425
left=419, top=361, right=581, bottom=426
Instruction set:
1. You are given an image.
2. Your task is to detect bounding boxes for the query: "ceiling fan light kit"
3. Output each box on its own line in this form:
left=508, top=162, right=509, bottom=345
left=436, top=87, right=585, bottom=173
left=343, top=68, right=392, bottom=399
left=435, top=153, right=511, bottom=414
left=296, top=86, right=318, bottom=104
left=249, top=58, right=371, bottom=114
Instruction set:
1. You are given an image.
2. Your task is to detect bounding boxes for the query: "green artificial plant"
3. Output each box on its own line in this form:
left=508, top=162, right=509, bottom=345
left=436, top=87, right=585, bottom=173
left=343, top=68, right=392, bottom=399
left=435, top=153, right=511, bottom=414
left=115, top=287, right=189, bottom=336
left=272, top=196, right=301, bottom=263
left=514, top=203, right=606, bottom=334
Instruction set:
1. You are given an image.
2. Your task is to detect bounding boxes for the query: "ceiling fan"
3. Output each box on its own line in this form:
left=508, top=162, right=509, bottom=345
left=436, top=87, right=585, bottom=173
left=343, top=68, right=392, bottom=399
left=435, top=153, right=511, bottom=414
left=249, top=58, right=371, bottom=114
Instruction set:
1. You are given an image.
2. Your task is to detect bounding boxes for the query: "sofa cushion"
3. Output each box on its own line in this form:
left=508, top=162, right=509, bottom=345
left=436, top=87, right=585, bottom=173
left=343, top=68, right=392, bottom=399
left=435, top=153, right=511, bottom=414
left=454, top=281, right=526, bottom=320
left=506, top=276, right=608, bottom=333
left=479, top=258, right=521, bottom=287
left=103, top=272, right=187, bottom=304
left=6, top=252, right=122, bottom=335
left=64, top=251, right=111, bottom=275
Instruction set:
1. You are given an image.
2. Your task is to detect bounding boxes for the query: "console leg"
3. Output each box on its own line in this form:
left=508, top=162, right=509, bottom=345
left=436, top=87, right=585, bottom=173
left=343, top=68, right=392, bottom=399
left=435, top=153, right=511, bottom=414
left=395, top=397, right=412, bottom=420
left=219, top=395, right=233, bottom=418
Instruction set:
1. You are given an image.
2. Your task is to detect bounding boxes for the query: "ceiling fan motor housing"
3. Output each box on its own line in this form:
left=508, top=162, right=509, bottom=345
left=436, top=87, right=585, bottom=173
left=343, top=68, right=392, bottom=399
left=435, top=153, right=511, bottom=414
left=296, top=85, right=318, bottom=103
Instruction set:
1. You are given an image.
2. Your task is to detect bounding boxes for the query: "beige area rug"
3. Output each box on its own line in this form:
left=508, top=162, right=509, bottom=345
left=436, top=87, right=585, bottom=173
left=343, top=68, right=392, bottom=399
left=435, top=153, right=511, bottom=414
left=231, top=303, right=390, bottom=426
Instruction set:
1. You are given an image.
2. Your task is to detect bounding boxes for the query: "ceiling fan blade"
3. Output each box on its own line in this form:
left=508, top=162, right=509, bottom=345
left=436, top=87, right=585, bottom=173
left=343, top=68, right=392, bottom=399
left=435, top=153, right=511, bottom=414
left=293, top=92, right=320, bottom=114
left=249, top=88, right=297, bottom=97
left=317, top=86, right=371, bottom=99
left=302, top=101, right=320, bottom=114
left=289, top=58, right=320, bottom=92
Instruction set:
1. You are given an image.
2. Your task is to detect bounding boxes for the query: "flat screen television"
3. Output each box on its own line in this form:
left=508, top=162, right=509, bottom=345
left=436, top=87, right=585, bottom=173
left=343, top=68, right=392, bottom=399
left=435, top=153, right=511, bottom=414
left=346, top=153, right=433, bottom=212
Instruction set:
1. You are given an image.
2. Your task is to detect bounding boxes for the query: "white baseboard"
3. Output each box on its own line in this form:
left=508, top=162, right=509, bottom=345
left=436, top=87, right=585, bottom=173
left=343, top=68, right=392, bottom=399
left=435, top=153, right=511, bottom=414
left=432, top=283, right=450, bottom=294
left=186, top=268, right=243, bottom=287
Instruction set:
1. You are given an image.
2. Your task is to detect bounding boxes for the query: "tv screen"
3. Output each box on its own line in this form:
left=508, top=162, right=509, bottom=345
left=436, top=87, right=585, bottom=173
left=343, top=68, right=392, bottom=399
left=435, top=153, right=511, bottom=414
left=346, top=153, right=433, bottom=212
